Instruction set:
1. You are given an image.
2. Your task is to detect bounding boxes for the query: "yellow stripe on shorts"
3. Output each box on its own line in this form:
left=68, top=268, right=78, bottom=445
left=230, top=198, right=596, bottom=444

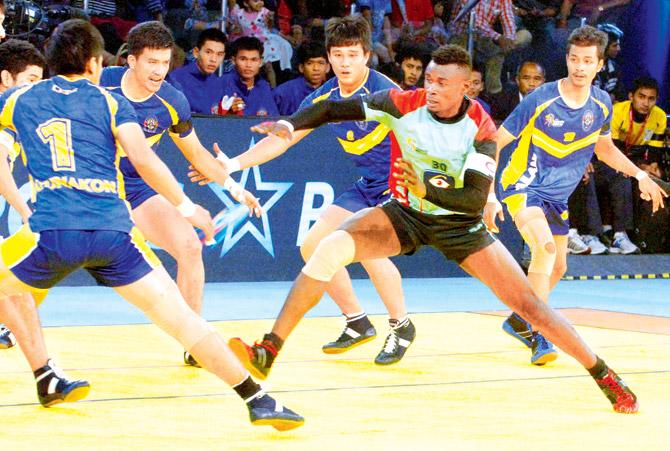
left=129, top=227, right=162, bottom=269
left=502, top=193, right=527, bottom=221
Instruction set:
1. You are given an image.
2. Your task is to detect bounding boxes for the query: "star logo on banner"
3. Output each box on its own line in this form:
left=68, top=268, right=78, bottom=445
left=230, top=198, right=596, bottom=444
left=207, top=139, right=292, bottom=257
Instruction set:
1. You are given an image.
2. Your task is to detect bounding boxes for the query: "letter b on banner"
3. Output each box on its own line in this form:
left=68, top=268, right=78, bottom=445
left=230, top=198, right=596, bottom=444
left=296, top=182, right=334, bottom=246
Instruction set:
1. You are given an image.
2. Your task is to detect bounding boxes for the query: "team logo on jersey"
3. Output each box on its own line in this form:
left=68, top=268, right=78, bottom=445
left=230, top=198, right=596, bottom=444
left=544, top=114, right=564, bottom=128
left=582, top=110, right=594, bottom=131
left=425, top=171, right=455, bottom=190
left=563, top=132, right=576, bottom=142
left=52, top=85, right=77, bottom=95
left=143, top=117, right=159, bottom=133
left=346, top=130, right=355, bottom=141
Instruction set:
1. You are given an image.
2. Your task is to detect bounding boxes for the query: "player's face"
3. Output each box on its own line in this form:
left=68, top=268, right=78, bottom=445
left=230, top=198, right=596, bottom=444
left=195, top=40, right=225, bottom=75
left=516, top=63, right=545, bottom=95
left=128, top=47, right=172, bottom=94
left=400, top=57, right=423, bottom=87
left=2, top=65, right=43, bottom=89
left=327, top=44, right=370, bottom=89
left=299, top=57, right=329, bottom=87
left=423, top=61, right=470, bottom=117
left=566, top=45, right=603, bottom=88
left=233, top=49, right=263, bottom=82
left=466, top=71, right=483, bottom=99
left=629, top=87, right=657, bottom=116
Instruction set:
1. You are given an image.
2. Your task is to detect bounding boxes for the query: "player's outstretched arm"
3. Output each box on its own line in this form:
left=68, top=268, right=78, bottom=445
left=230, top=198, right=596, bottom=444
left=117, top=122, right=214, bottom=240
left=595, top=134, right=667, bottom=212
left=0, top=144, right=31, bottom=223
left=483, top=126, right=514, bottom=232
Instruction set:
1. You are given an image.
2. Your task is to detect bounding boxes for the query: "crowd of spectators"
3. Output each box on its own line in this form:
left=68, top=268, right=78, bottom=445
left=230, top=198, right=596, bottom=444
left=1, top=0, right=669, bottom=253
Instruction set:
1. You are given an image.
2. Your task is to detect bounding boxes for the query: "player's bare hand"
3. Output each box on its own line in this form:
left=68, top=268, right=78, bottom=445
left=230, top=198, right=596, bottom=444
left=188, top=143, right=230, bottom=186
left=393, top=158, right=426, bottom=198
left=188, top=205, right=214, bottom=242
left=643, top=175, right=669, bottom=212
left=233, top=188, right=262, bottom=217
left=250, top=121, right=293, bottom=140
left=483, top=197, right=504, bottom=233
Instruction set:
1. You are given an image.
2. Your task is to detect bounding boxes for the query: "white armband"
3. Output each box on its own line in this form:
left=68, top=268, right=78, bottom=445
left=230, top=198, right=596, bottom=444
left=276, top=119, right=295, bottom=134
left=463, top=152, right=496, bottom=178
left=224, top=177, right=244, bottom=199
left=216, top=153, right=241, bottom=174
left=487, top=193, right=498, bottom=203
left=634, top=170, right=649, bottom=181
left=176, top=196, right=196, bottom=217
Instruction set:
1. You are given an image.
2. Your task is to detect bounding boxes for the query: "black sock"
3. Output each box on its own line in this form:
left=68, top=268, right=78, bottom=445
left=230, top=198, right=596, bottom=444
left=233, top=376, right=275, bottom=409
left=346, top=313, right=373, bottom=333
left=263, top=332, right=284, bottom=352
left=587, top=357, right=608, bottom=379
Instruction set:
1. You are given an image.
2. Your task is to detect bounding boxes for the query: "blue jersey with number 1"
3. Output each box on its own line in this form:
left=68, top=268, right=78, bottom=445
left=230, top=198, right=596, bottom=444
left=0, top=76, right=137, bottom=232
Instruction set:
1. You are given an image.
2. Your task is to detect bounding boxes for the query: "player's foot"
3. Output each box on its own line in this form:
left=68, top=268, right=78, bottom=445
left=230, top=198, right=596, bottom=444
left=530, top=332, right=558, bottom=366
left=229, top=337, right=277, bottom=380
left=35, top=359, right=90, bottom=407
left=322, top=313, right=376, bottom=354
left=0, top=325, right=16, bottom=349
left=183, top=351, right=201, bottom=368
left=593, top=367, right=639, bottom=413
left=502, top=313, right=532, bottom=348
left=247, top=391, right=305, bottom=431
left=374, top=318, right=415, bottom=365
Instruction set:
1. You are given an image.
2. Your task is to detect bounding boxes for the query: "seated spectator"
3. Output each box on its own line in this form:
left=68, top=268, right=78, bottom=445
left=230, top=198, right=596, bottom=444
left=167, top=28, right=227, bottom=115
left=358, top=0, right=394, bottom=66
left=219, top=36, right=279, bottom=116
left=467, top=64, right=491, bottom=115
left=490, top=60, right=545, bottom=121
left=273, top=42, right=329, bottom=115
left=594, top=23, right=625, bottom=102
left=403, top=0, right=435, bottom=41
left=557, top=0, right=630, bottom=27
left=395, top=42, right=429, bottom=90
left=427, top=0, right=449, bottom=46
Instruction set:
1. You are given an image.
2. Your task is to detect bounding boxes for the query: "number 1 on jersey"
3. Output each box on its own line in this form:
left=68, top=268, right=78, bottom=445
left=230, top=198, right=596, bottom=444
left=38, top=118, right=76, bottom=172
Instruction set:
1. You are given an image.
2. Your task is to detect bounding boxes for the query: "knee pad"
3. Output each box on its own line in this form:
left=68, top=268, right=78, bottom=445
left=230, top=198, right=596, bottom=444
left=520, top=218, right=556, bottom=277
left=141, top=291, right=216, bottom=350
left=302, top=230, right=356, bottom=282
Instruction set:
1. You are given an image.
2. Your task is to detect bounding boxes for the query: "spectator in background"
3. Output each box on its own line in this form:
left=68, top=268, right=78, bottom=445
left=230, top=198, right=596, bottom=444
left=467, top=64, right=491, bottom=114
left=403, top=0, right=435, bottom=41
left=0, top=0, right=6, bottom=41
left=449, top=0, right=531, bottom=94
left=395, top=42, right=429, bottom=90
left=127, top=0, right=165, bottom=23
left=490, top=60, right=545, bottom=121
left=167, top=28, right=227, bottom=115
left=594, top=23, right=625, bottom=102
left=358, top=0, right=395, bottom=66
left=273, top=41, right=329, bottom=115
left=557, top=0, right=630, bottom=27
left=428, top=0, right=449, bottom=46
left=219, top=36, right=279, bottom=116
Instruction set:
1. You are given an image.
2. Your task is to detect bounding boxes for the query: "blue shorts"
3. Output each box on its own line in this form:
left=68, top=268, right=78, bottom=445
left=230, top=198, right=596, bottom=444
left=502, top=191, right=570, bottom=236
left=124, top=176, right=158, bottom=210
left=333, top=178, right=391, bottom=212
left=2, top=225, right=161, bottom=289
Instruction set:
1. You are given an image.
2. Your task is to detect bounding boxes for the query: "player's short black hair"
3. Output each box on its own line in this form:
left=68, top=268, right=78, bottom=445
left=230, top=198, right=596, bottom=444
left=229, top=36, right=264, bottom=58
left=431, top=45, right=471, bottom=70
left=296, top=41, right=327, bottom=65
left=567, top=25, right=608, bottom=60
left=631, top=76, right=659, bottom=97
left=395, top=42, right=430, bottom=68
left=325, top=15, right=372, bottom=54
left=127, top=21, right=174, bottom=57
left=46, top=19, right=104, bottom=76
left=516, top=60, right=545, bottom=76
left=196, top=28, right=227, bottom=50
left=0, top=39, right=46, bottom=77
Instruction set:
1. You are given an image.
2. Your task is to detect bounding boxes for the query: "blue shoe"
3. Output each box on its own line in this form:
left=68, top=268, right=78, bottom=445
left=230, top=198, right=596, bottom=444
left=502, top=314, right=532, bottom=348
left=0, top=325, right=16, bottom=349
left=35, top=360, right=91, bottom=407
left=530, top=333, right=558, bottom=366
left=248, top=394, right=305, bottom=431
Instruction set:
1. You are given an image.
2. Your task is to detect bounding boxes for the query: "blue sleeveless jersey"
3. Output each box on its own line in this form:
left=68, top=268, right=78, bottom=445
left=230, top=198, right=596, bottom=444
left=0, top=76, right=137, bottom=232
left=299, top=69, right=399, bottom=182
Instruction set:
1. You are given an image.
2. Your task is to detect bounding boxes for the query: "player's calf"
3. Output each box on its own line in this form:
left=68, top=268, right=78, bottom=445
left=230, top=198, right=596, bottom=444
left=34, top=359, right=90, bottom=407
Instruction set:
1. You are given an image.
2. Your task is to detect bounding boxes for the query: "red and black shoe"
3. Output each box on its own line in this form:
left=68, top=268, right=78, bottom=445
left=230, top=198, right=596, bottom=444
left=594, top=367, right=639, bottom=414
left=229, top=337, right=278, bottom=380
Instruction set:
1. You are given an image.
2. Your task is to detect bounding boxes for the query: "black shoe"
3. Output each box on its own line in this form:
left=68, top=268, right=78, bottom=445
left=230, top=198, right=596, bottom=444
left=374, top=319, right=415, bottom=365
left=248, top=393, right=305, bottom=431
left=36, top=361, right=90, bottom=407
left=229, top=337, right=276, bottom=380
left=322, top=323, right=377, bottom=354
left=0, top=325, right=16, bottom=349
left=183, top=351, right=201, bottom=367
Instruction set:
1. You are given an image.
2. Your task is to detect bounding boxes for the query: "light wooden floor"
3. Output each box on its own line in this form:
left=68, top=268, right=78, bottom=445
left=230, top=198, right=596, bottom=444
left=1, top=311, right=669, bottom=450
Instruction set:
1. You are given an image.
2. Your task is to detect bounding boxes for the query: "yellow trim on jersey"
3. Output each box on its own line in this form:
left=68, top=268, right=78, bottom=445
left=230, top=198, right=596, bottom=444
left=95, top=86, right=120, bottom=136
left=502, top=193, right=527, bottom=220
left=336, top=123, right=391, bottom=155
left=129, top=227, right=162, bottom=269
left=311, top=87, right=338, bottom=104
left=338, top=68, right=371, bottom=99
left=156, top=94, right=179, bottom=126
left=590, top=95, right=610, bottom=119
left=531, top=128, right=601, bottom=158
left=0, top=84, right=33, bottom=134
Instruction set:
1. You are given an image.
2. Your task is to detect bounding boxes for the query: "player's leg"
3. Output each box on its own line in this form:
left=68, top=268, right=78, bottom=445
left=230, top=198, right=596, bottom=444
left=460, top=240, right=638, bottom=413
left=132, top=194, right=204, bottom=366
left=230, top=206, right=403, bottom=378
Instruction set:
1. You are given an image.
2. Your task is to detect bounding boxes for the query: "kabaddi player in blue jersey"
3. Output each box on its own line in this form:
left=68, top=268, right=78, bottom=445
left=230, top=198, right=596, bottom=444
left=484, top=26, right=666, bottom=369
left=99, top=22, right=261, bottom=366
left=0, top=20, right=303, bottom=429
left=230, top=44, right=641, bottom=414
left=198, top=16, right=413, bottom=365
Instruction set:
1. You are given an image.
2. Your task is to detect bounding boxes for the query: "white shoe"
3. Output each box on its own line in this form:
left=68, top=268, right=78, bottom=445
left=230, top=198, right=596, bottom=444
left=582, top=234, right=608, bottom=255
left=611, top=231, right=640, bottom=255
left=567, top=229, right=591, bottom=255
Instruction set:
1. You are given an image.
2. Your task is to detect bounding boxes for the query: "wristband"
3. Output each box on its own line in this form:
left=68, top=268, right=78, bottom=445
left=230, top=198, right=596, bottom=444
left=216, top=153, right=241, bottom=174
left=224, top=177, right=244, bottom=198
left=276, top=119, right=295, bottom=134
left=176, top=196, right=196, bottom=217
left=487, top=193, right=498, bottom=203
left=634, top=170, right=649, bottom=181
